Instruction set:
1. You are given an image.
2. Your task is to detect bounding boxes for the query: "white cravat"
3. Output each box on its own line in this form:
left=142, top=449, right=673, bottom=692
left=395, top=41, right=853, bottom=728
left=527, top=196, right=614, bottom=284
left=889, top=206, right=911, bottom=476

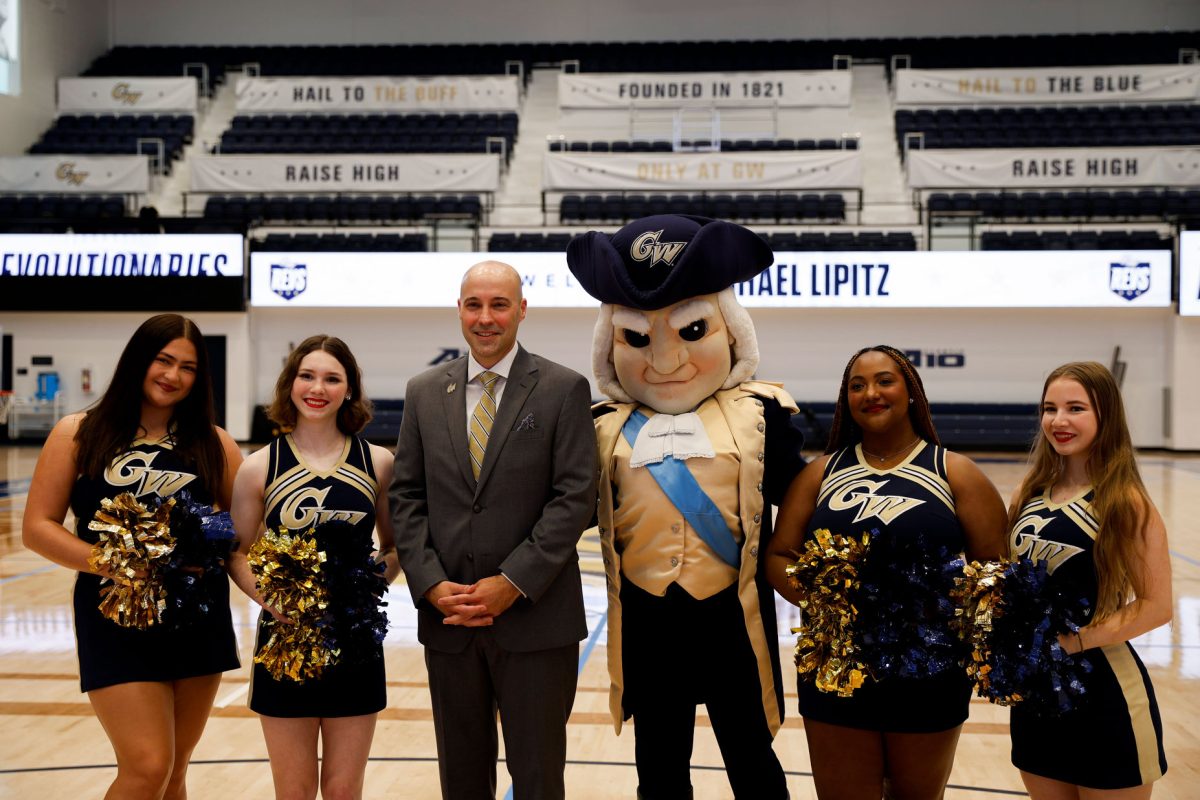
left=629, top=411, right=716, bottom=468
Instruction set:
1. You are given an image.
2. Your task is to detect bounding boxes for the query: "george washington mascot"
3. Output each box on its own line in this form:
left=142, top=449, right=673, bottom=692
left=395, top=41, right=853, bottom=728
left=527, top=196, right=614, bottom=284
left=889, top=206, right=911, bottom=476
left=566, top=215, right=804, bottom=799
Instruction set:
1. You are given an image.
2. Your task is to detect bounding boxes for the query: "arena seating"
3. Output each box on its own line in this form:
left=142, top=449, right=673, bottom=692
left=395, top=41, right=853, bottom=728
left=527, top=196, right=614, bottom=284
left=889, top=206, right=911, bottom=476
left=763, top=231, right=917, bottom=251
left=0, top=194, right=130, bottom=231
left=793, top=401, right=1039, bottom=450
left=358, top=398, right=1038, bottom=448
left=549, top=138, right=857, bottom=153
left=80, top=32, right=1196, bottom=94
left=925, top=189, right=1200, bottom=221
left=980, top=230, right=1171, bottom=250
left=27, top=114, right=194, bottom=164
left=201, top=193, right=483, bottom=225
left=486, top=230, right=914, bottom=252
left=250, top=232, right=430, bottom=252
left=559, top=192, right=847, bottom=223
left=486, top=232, right=574, bottom=252
left=896, top=105, right=1200, bottom=150
left=217, top=113, right=518, bottom=155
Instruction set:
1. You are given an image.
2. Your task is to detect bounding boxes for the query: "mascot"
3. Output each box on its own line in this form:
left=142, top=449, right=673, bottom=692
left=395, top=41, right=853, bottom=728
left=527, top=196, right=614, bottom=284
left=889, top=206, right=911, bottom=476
left=567, top=215, right=804, bottom=799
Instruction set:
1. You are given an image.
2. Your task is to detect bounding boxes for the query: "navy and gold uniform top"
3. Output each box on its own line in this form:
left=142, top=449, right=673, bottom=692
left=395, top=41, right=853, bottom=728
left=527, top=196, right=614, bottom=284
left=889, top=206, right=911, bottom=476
left=263, top=433, right=378, bottom=535
left=249, top=433, right=387, bottom=718
left=809, top=441, right=963, bottom=553
left=798, top=441, right=971, bottom=733
left=1009, top=488, right=1167, bottom=789
left=70, top=436, right=239, bottom=692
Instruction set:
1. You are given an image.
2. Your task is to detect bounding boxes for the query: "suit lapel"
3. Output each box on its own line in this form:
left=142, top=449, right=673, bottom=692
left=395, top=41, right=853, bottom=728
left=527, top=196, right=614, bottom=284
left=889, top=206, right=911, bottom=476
left=441, top=359, right=476, bottom=488
left=474, top=346, right=538, bottom=498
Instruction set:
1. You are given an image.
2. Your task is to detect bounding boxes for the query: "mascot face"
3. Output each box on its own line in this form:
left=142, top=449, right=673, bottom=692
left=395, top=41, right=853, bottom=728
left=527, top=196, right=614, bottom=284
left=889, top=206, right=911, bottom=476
left=612, top=292, right=732, bottom=414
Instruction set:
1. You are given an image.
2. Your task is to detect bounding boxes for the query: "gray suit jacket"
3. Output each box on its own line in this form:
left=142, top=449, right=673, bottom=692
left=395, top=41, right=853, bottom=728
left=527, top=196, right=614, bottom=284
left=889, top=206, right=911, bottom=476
left=389, top=345, right=597, bottom=653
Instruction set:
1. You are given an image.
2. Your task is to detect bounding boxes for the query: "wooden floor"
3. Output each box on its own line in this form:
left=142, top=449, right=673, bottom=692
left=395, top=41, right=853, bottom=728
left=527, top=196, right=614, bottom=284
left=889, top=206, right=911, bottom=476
left=1, top=443, right=1197, bottom=799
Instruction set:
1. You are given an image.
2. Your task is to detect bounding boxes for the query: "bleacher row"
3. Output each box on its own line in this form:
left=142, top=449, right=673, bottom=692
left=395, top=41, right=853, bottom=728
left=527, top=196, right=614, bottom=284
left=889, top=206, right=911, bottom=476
left=202, top=194, right=483, bottom=224
left=355, top=399, right=1040, bottom=449
left=487, top=230, right=916, bottom=253
left=926, top=189, right=1200, bottom=220
left=219, top=113, right=519, bottom=155
left=28, top=114, right=195, bottom=161
left=83, top=32, right=1197, bottom=92
left=250, top=232, right=429, bottom=252
left=549, top=138, right=858, bottom=153
left=897, top=104, right=1200, bottom=150
left=0, top=194, right=128, bottom=222
left=560, top=193, right=847, bottom=223
left=980, top=230, right=1171, bottom=251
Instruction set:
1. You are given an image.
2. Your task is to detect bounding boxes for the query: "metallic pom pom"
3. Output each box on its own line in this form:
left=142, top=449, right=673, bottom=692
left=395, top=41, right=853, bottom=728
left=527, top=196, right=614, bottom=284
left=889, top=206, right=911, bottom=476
left=248, top=527, right=336, bottom=683
left=786, top=528, right=871, bottom=697
left=953, top=557, right=1092, bottom=714
left=87, top=493, right=176, bottom=629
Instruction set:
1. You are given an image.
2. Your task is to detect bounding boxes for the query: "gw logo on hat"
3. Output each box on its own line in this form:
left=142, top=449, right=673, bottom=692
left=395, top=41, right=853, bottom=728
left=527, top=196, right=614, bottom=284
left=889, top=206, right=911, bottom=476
left=630, top=229, right=687, bottom=269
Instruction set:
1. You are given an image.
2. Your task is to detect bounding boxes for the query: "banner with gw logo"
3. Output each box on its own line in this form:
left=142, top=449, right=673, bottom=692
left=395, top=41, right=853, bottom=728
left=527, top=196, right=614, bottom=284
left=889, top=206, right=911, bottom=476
left=0, top=155, right=150, bottom=193
left=895, top=64, right=1200, bottom=106
left=58, top=77, right=198, bottom=112
left=250, top=250, right=1169, bottom=309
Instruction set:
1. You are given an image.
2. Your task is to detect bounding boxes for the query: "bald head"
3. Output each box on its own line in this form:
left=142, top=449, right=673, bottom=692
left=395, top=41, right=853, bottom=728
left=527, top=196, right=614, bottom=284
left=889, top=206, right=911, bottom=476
left=460, top=260, right=523, bottom=305
left=458, top=260, right=528, bottom=368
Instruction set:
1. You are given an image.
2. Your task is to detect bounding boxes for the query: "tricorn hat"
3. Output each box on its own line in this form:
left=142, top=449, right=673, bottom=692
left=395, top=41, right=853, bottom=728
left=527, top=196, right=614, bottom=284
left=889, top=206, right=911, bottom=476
left=566, top=214, right=773, bottom=309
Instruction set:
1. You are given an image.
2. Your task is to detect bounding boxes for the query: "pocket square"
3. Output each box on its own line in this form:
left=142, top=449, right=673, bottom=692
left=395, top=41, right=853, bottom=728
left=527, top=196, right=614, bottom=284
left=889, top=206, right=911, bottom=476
left=514, top=413, right=537, bottom=432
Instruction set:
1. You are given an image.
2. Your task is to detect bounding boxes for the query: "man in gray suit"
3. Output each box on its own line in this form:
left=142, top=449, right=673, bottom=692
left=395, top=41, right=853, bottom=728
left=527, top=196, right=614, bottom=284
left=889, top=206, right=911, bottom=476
left=390, top=260, right=598, bottom=799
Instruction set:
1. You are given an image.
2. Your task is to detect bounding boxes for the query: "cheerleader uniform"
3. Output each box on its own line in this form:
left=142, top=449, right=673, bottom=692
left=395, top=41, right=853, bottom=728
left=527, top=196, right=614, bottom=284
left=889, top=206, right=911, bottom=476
left=797, top=441, right=971, bottom=732
left=248, top=434, right=386, bottom=718
left=70, top=436, right=240, bottom=692
left=1009, top=488, right=1167, bottom=789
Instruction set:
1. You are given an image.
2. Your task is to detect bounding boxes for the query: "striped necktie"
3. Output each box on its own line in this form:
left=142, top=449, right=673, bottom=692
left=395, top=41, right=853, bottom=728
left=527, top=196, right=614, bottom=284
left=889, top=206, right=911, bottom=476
left=468, top=370, right=500, bottom=479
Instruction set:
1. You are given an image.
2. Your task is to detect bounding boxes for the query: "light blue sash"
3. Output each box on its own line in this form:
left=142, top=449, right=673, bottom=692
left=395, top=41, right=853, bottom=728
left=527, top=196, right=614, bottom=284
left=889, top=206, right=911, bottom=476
left=621, top=410, right=740, bottom=568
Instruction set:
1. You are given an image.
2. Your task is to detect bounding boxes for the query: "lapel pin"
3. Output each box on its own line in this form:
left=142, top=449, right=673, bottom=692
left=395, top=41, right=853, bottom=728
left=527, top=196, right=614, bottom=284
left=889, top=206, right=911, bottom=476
left=447, top=383, right=457, bottom=394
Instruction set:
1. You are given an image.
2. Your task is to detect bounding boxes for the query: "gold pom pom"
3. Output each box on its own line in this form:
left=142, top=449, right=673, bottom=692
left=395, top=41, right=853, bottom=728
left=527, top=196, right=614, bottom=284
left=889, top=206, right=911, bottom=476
left=87, top=493, right=176, bottom=629
left=785, top=528, right=870, bottom=697
left=247, top=528, right=337, bottom=682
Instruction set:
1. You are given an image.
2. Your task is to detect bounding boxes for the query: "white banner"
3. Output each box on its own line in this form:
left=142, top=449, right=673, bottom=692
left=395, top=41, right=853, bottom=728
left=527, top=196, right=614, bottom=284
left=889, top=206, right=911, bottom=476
left=0, top=234, right=244, bottom=277
left=559, top=70, right=851, bottom=109
left=907, top=147, right=1200, bottom=188
left=58, top=77, right=198, bottom=112
left=544, top=151, right=862, bottom=191
left=235, top=76, right=520, bottom=112
left=250, top=250, right=1169, bottom=309
left=0, top=156, right=150, bottom=193
left=895, top=64, right=1200, bottom=106
left=191, top=154, right=500, bottom=193
left=1181, top=231, right=1200, bottom=317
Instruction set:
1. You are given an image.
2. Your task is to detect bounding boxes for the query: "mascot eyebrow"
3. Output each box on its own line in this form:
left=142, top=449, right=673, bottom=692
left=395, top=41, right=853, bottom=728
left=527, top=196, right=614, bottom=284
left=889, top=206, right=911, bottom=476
left=611, top=300, right=716, bottom=336
left=612, top=307, right=651, bottom=334
left=666, top=299, right=715, bottom=329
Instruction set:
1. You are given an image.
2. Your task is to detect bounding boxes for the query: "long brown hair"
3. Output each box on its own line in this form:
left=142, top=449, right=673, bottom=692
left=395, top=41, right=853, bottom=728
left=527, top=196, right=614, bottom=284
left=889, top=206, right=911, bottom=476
left=825, top=345, right=939, bottom=454
left=75, top=314, right=227, bottom=497
left=1009, top=362, right=1150, bottom=622
left=267, top=335, right=373, bottom=434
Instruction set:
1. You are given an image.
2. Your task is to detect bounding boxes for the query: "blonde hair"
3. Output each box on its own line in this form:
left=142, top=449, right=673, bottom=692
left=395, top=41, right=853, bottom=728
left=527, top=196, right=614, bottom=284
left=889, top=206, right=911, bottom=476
left=1009, top=362, right=1150, bottom=622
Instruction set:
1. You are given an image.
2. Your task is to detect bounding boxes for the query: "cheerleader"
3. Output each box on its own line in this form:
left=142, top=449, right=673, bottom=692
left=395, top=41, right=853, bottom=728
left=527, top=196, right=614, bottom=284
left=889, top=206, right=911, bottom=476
left=766, top=345, right=1007, bottom=799
left=22, top=314, right=243, bottom=800
left=1008, top=362, right=1170, bottom=797
left=227, top=335, right=400, bottom=800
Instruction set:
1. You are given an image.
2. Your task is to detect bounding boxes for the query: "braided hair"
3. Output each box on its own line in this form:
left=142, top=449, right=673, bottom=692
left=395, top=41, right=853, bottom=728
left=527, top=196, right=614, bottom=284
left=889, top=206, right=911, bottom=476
left=825, top=345, right=940, bottom=455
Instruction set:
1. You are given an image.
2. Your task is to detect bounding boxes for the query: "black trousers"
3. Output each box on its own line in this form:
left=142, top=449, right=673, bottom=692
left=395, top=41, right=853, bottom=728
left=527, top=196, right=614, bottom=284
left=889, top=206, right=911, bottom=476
left=621, top=579, right=788, bottom=800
